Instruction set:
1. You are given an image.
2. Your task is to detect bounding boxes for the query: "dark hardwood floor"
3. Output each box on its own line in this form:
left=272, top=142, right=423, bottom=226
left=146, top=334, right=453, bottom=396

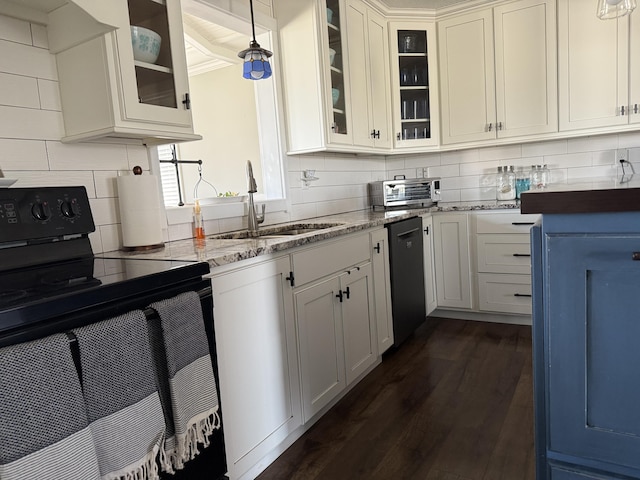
left=256, top=318, right=535, bottom=480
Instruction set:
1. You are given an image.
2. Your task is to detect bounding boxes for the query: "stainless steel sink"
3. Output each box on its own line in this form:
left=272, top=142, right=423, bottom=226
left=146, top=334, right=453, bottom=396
left=209, top=223, right=345, bottom=240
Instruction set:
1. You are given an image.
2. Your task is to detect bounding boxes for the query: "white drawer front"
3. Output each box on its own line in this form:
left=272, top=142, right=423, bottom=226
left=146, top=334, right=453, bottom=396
left=292, top=233, right=370, bottom=286
left=478, top=273, right=532, bottom=315
left=475, top=212, right=540, bottom=234
left=477, top=234, right=532, bottom=274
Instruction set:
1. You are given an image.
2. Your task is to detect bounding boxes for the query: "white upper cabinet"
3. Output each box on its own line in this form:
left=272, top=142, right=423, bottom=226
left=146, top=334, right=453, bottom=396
left=55, top=0, right=200, bottom=144
left=438, top=0, right=557, bottom=145
left=275, top=0, right=392, bottom=154
left=558, top=0, right=640, bottom=130
left=389, top=21, right=439, bottom=149
left=346, top=0, right=392, bottom=149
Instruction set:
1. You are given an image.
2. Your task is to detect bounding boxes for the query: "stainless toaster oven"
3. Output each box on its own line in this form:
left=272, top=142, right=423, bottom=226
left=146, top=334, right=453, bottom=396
left=368, top=176, right=440, bottom=209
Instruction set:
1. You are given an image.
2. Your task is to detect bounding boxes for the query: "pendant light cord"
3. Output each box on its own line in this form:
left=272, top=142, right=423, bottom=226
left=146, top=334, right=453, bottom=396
left=249, top=0, right=257, bottom=43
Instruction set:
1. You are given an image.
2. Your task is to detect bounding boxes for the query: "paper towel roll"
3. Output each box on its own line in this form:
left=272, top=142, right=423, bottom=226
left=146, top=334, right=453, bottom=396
left=117, top=172, right=165, bottom=250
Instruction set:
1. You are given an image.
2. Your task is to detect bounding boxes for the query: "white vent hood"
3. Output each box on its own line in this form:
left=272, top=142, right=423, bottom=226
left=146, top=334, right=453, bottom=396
left=0, top=0, right=120, bottom=53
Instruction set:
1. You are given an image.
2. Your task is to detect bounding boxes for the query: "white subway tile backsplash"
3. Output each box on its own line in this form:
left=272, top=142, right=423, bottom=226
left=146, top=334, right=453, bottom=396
left=459, top=160, right=500, bottom=176
left=543, top=152, right=593, bottom=168
left=440, top=148, right=480, bottom=165
left=0, top=16, right=31, bottom=45
left=521, top=139, right=568, bottom=157
left=566, top=165, right=617, bottom=180
left=10, top=170, right=96, bottom=193
left=438, top=189, right=461, bottom=202
left=0, top=139, right=48, bottom=170
left=30, top=24, right=48, bottom=49
left=46, top=141, right=129, bottom=170
left=290, top=202, right=318, bottom=221
left=0, top=39, right=57, bottom=80
left=592, top=149, right=616, bottom=166
left=0, top=72, right=39, bottom=108
left=94, top=171, right=118, bottom=198
left=89, top=197, right=120, bottom=226
left=0, top=105, right=63, bottom=139
left=37, top=79, right=61, bottom=111
left=568, top=134, right=618, bottom=153
left=460, top=187, right=496, bottom=202
left=618, top=131, right=640, bottom=148
left=426, top=164, right=459, bottom=178
left=126, top=145, right=150, bottom=171
left=99, top=224, right=122, bottom=253
left=478, top=144, right=522, bottom=162
left=88, top=230, right=103, bottom=254
left=403, top=153, right=441, bottom=169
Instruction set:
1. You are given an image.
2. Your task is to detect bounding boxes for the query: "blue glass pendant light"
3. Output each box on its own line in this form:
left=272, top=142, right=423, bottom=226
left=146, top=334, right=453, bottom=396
left=237, top=0, right=272, bottom=80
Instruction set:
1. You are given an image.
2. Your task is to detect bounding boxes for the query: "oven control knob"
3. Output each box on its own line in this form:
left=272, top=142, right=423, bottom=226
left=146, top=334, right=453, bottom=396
left=60, top=199, right=79, bottom=218
left=31, top=201, right=51, bottom=221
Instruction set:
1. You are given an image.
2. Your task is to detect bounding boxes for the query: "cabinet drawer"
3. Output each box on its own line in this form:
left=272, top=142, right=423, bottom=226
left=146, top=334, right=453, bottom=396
left=292, top=233, right=370, bottom=286
left=477, top=234, right=532, bottom=274
left=478, top=273, right=531, bottom=314
left=475, top=212, right=540, bottom=234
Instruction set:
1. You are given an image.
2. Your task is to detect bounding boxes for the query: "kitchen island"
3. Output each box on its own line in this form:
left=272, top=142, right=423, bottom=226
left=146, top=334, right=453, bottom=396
left=522, top=184, right=640, bottom=480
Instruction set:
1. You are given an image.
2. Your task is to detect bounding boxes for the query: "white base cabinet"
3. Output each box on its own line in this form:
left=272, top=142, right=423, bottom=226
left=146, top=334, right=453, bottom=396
left=421, top=214, right=437, bottom=316
left=370, top=227, right=394, bottom=353
left=432, top=213, right=473, bottom=309
left=210, top=256, right=301, bottom=480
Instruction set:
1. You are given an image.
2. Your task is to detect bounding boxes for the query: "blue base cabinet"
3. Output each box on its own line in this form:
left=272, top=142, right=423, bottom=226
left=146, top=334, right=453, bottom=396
left=532, top=212, right=640, bottom=480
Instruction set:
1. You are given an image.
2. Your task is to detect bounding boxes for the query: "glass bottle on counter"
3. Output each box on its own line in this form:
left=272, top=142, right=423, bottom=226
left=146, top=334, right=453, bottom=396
left=530, top=164, right=549, bottom=190
left=516, top=167, right=530, bottom=199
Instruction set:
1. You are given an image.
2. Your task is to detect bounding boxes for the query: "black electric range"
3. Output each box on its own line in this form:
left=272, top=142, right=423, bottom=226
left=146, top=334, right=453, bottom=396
left=0, top=186, right=227, bottom=480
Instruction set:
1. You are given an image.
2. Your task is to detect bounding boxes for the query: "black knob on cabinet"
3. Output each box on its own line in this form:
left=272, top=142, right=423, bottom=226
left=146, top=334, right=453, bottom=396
left=60, top=199, right=79, bottom=218
left=31, top=201, right=50, bottom=221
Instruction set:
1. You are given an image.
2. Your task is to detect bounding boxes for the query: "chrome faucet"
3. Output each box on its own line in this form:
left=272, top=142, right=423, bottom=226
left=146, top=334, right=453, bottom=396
left=247, top=160, right=265, bottom=235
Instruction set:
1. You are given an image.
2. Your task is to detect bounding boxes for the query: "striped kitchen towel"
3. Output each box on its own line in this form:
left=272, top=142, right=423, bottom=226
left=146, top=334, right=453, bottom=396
left=72, top=310, right=166, bottom=480
left=148, top=291, right=221, bottom=472
left=0, top=333, right=101, bottom=480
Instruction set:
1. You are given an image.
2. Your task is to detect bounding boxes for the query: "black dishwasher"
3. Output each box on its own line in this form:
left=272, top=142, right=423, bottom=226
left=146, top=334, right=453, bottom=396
left=386, top=217, right=426, bottom=347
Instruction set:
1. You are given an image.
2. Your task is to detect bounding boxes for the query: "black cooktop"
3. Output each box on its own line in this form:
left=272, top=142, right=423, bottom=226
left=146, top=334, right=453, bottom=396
left=0, top=256, right=209, bottom=336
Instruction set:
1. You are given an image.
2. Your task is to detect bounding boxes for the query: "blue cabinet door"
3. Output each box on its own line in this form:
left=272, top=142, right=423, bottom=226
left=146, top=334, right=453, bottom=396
left=546, top=235, right=640, bottom=471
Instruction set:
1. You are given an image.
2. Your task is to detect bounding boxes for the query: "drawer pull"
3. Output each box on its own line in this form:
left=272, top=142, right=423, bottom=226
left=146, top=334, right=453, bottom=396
left=511, top=222, right=535, bottom=226
left=633, top=252, right=640, bottom=261
left=512, top=253, right=531, bottom=257
left=514, top=293, right=532, bottom=297
left=396, top=227, right=420, bottom=237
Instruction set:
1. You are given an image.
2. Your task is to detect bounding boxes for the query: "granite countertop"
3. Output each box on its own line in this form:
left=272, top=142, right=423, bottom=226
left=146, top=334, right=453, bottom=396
left=520, top=180, right=640, bottom=214
left=103, top=200, right=519, bottom=269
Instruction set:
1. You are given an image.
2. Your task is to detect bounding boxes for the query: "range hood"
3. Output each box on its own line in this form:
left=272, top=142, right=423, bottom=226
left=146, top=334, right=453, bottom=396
left=0, top=0, right=119, bottom=53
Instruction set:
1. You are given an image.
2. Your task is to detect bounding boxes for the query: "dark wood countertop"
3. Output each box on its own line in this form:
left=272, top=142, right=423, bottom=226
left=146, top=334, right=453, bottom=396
left=520, top=186, right=640, bottom=214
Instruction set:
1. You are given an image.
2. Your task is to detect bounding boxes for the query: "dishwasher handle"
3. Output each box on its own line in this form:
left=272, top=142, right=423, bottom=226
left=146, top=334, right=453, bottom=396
left=396, top=227, right=420, bottom=238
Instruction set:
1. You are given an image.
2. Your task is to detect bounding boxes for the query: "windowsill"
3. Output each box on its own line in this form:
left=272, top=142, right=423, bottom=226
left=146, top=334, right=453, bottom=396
left=164, top=198, right=288, bottom=225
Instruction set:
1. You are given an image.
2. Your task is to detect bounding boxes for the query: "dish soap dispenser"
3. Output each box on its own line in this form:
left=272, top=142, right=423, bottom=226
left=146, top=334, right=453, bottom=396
left=193, top=200, right=205, bottom=240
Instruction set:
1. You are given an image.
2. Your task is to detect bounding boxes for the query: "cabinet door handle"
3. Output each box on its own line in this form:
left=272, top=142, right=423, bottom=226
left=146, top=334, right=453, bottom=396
left=512, top=253, right=531, bottom=257
left=621, top=105, right=626, bottom=116
left=397, top=132, right=401, bottom=140
left=285, top=272, right=295, bottom=287
left=371, top=129, right=380, bottom=139
left=344, top=287, right=350, bottom=299
left=424, top=226, right=429, bottom=235
left=512, top=222, right=535, bottom=226
left=182, top=93, right=191, bottom=110
left=635, top=104, right=639, bottom=114
left=336, top=290, right=344, bottom=302
left=514, top=293, right=532, bottom=297
left=497, top=121, right=503, bottom=130
left=487, top=122, right=493, bottom=132
left=374, top=242, right=381, bottom=254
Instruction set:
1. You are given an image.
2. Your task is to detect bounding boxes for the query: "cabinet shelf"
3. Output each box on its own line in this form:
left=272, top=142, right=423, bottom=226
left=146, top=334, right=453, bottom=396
left=134, top=60, right=172, bottom=74
left=330, top=66, right=343, bottom=75
left=401, top=118, right=430, bottom=123
left=399, top=52, right=426, bottom=57
left=400, top=85, right=428, bottom=90
left=333, top=107, right=345, bottom=115
left=328, top=22, right=339, bottom=32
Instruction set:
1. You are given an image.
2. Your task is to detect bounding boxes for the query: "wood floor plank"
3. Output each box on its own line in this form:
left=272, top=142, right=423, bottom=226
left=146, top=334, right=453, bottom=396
left=256, top=318, right=535, bottom=480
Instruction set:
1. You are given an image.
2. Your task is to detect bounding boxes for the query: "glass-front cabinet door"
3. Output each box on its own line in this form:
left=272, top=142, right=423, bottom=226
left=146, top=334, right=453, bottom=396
left=389, top=22, right=439, bottom=148
left=325, top=0, right=352, bottom=144
left=117, top=0, right=193, bottom=127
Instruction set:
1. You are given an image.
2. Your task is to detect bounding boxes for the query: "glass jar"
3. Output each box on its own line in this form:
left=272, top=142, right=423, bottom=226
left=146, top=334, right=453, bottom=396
left=530, top=165, right=543, bottom=190
left=496, top=166, right=515, bottom=200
